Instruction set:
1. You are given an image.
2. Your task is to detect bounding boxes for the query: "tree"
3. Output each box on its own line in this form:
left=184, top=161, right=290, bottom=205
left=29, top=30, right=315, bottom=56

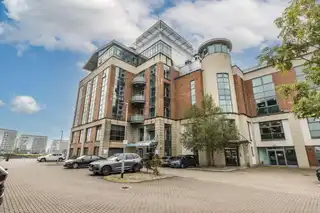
left=181, top=94, right=239, bottom=166
left=258, top=0, right=320, bottom=118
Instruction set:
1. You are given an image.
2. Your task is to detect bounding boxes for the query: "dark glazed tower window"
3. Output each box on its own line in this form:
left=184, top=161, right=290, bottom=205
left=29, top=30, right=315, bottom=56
left=112, top=67, right=126, bottom=119
left=164, top=64, right=170, bottom=80
left=149, top=65, right=156, bottom=118
left=217, top=73, right=233, bottom=112
left=110, top=125, right=125, bottom=141
left=164, top=124, right=172, bottom=156
left=259, top=120, right=285, bottom=140
left=164, top=83, right=171, bottom=118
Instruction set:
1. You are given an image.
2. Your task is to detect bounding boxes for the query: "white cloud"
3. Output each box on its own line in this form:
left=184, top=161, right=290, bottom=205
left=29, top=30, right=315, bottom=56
left=0, top=100, right=5, bottom=107
left=11, top=96, right=43, bottom=114
left=0, top=0, right=289, bottom=54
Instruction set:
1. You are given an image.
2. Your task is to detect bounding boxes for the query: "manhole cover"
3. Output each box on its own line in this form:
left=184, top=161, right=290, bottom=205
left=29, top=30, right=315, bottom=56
left=121, top=186, right=131, bottom=190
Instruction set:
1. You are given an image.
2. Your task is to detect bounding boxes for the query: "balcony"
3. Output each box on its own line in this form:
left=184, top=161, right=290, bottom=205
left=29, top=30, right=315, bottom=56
left=130, top=115, right=144, bottom=124
left=132, top=76, right=146, bottom=87
left=131, top=94, right=145, bottom=104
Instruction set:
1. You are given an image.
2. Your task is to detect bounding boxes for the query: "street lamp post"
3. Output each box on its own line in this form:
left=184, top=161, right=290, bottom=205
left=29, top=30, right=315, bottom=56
left=121, top=102, right=129, bottom=179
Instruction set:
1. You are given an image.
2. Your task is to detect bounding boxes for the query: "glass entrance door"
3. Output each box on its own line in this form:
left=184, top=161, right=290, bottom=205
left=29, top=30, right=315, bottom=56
left=267, top=149, right=287, bottom=166
left=268, top=150, right=277, bottom=165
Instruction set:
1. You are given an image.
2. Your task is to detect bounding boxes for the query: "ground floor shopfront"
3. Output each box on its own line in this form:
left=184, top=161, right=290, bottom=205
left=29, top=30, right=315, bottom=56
left=258, top=147, right=298, bottom=167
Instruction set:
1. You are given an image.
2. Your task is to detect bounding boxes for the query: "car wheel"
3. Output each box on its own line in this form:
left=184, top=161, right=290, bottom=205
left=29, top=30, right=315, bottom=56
left=101, top=166, right=111, bottom=176
left=132, top=164, right=141, bottom=173
left=40, top=158, right=46, bottom=162
left=180, top=163, right=185, bottom=168
left=72, top=163, right=79, bottom=169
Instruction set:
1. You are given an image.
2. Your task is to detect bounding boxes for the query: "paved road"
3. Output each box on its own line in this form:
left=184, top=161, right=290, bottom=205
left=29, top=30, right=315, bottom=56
left=1, top=159, right=320, bottom=213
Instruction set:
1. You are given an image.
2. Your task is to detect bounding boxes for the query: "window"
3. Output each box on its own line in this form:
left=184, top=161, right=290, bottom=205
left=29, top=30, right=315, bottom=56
left=88, top=76, right=98, bottom=122
left=200, top=43, right=229, bottom=57
left=110, top=125, right=125, bottom=141
left=83, top=148, right=88, bottom=155
left=85, top=128, right=91, bottom=142
left=190, top=80, right=196, bottom=105
left=259, top=120, right=285, bottom=140
left=164, top=124, right=172, bottom=156
left=307, top=118, right=320, bottom=138
left=112, top=67, right=126, bottom=119
left=217, top=73, right=233, bottom=112
left=95, top=126, right=102, bottom=141
left=164, top=64, right=170, bottom=80
left=247, top=121, right=252, bottom=141
left=139, top=128, right=144, bottom=141
left=98, top=67, right=110, bottom=119
left=74, top=86, right=83, bottom=126
left=149, top=65, right=156, bottom=118
left=164, top=83, right=170, bottom=118
left=252, top=75, right=279, bottom=115
left=140, top=41, right=172, bottom=59
left=82, top=81, right=93, bottom=124
left=79, top=130, right=84, bottom=143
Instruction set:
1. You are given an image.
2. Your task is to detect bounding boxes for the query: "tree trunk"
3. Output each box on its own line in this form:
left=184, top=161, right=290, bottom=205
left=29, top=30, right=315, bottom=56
left=206, top=150, right=212, bottom=167
left=211, top=150, right=215, bottom=167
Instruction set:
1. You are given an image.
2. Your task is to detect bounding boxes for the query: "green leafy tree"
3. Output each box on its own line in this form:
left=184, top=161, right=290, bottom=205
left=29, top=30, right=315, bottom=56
left=258, top=0, right=320, bottom=118
left=181, top=94, right=239, bottom=166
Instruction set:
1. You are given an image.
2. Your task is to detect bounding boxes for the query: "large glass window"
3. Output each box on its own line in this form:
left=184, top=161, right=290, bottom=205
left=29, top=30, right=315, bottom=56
left=259, top=120, right=285, bottom=140
left=252, top=75, right=280, bottom=115
left=98, top=67, right=110, bottom=119
left=82, top=81, right=92, bottom=124
left=140, top=41, right=172, bottom=59
left=85, top=128, right=91, bottom=142
left=295, top=66, right=319, bottom=89
left=217, top=73, right=233, bottom=112
left=164, top=124, right=172, bottom=156
left=164, top=64, right=170, bottom=80
left=149, top=65, right=156, bottom=118
left=190, top=80, right=196, bottom=105
left=112, top=67, right=126, bottom=119
left=200, top=43, right=229, bottom=58
left=74, top=86, right=83, bottom=126
left=88, top=76, right=98, bottom=122
left=110, top=125, right=125, bottom=141
left=98, top=45, right=139, bottom=67
left=307, top=118, right=320, bottom=138
left=164, top=83, right=170, bottom=118
left=95, top=126, right=102, bottom=141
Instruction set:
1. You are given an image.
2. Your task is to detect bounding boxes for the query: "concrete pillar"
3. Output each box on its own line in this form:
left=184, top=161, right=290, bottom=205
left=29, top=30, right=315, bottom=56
left=155, top=118, right=165, bottom=156
left=100, top=120, right=111, bottom=157
left=66, top=131, right=73, bottom=159
left=80, top=129, right=85, bottom=156
left=143, top=125, right=147, bottom=142
left=288, top=114, right=309, bottom=168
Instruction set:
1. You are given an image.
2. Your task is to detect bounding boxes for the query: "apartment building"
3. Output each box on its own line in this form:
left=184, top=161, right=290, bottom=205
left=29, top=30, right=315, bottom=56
left=50, top=140, right=69, bottom=155
left=0, top=128, right=18, bottom=153
left=69, top=20, right=320, bottom=168
left=16, top=134, right=48, bottom=154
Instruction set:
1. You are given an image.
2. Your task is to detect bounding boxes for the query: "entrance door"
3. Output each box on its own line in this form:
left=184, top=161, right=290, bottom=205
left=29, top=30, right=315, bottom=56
left=276, top=150, right=286, bottom=165
left=267, top=149, right=286, bottom=166
left=225, top=148, right=239, bottom=166
left=268, top=150, right=277, bottom=165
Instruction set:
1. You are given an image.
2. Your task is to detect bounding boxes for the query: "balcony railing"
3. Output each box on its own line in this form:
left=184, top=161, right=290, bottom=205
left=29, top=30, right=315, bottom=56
left=130, top=115, right=144, bottom=124
left=132, top=76, right=146, bottom=86
left=131, top=94, right=145, bottom=104
left=257, top=105, right=280, bottom=116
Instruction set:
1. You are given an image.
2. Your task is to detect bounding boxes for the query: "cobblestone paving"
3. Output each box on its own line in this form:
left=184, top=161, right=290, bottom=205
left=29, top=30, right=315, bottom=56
left=0, top=159, right=320, bottom=213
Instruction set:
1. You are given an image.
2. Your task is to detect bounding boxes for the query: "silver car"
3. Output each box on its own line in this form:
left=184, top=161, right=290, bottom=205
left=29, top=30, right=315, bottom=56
left=88, top=153, right=143, bottom=176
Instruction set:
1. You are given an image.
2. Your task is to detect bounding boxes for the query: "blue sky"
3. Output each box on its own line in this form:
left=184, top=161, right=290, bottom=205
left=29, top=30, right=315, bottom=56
left=0, top=0, right=287, bottom=147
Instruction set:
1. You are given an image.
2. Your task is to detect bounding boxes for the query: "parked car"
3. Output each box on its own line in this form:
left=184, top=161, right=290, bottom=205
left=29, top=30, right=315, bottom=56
left=88, top=153, right=142, bottom=176
left=63, top=155, right=105, bottom=169
left=316, top=168, right=320, bottom=181
left=161, top=156, right=172, bottom=167
left=37, top=153, right=65, bottom=162
left=0, top=166, right=8, bottom=206
left=169, top=155, right=199, bottom=168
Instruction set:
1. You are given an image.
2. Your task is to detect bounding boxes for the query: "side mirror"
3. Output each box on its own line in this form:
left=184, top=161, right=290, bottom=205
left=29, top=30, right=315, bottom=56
left=116, top=158, right=120, bottom=162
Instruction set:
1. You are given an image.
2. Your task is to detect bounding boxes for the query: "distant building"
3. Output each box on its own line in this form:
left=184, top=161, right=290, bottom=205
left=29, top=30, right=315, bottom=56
left=50, top=140, right=69, bottom=155
left=0, top=128, right=18, bottom=153
left=16, top=135, right=48, bottom=154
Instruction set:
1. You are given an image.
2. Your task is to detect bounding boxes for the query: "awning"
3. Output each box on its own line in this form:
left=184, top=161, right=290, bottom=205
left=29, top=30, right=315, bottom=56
left=125, top=140, right=157, bottom=148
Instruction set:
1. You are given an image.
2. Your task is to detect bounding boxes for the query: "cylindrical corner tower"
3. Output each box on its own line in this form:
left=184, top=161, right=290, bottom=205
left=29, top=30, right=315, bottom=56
left=199, top=38, right=238, bottom=113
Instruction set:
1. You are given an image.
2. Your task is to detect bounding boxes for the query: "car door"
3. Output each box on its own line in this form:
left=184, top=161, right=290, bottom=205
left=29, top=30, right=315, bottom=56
left=124, top=154, right=134, bottom=170
left=79, top=156, right=91, bottom=167
left=47, top=154, right=55, bottom=161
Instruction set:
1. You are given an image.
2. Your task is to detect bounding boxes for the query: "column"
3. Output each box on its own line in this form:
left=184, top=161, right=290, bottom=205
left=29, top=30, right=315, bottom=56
left=143, top=125, right=147, bottom=142
left=80, top=129, right=85, bottom=156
